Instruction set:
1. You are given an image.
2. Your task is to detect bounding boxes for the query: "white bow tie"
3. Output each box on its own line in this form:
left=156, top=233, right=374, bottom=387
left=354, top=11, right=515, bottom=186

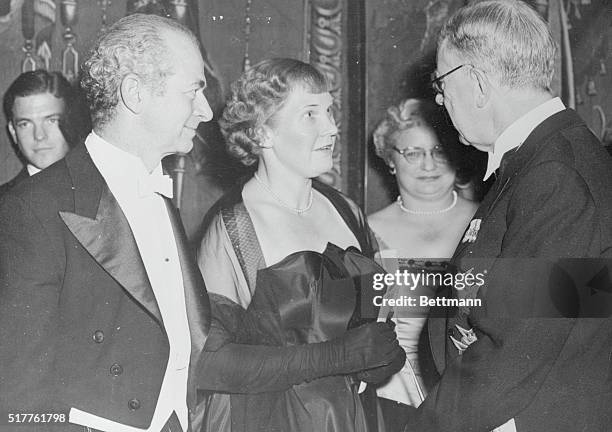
left=138, top=173, right=174, bottom=198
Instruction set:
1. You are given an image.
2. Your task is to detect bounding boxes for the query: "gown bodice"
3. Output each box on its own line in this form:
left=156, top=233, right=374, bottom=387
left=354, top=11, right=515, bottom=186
left=198, top=180, right=382, bottom=432
left=237, top=243, right=384, bottom=432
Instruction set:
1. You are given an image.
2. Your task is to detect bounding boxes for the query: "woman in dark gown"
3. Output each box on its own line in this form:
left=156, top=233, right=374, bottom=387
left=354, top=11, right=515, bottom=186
left=196, top=58, right=405, bottom=432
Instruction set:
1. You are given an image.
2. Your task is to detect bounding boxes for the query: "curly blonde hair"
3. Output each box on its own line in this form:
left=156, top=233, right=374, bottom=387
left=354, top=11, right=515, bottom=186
left=372, top=98, right=472, bottom=179
left=219, top=58, right=328, bottom=166
left=372, top=99, right=433, bottom=164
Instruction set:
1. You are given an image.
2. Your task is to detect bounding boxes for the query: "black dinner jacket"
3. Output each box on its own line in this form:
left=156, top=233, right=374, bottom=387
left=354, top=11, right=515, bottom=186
left=411, top=109, right=612, bottom=432
left=0, top=166, right=29, bottom=196
left=0, top=143, right=211, bottom=431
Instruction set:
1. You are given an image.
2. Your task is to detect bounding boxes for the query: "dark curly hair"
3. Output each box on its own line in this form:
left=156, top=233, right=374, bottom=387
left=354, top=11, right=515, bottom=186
left=3, top=70, right=72, bottom=123
left=219, top=58, right=328, bottom=166
left=3, top=69, right=90, bottom=147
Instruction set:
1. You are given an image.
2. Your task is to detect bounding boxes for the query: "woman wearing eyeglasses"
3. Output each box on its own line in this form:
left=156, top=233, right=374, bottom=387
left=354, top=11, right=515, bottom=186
left=368, top=98, right=480, bottom=431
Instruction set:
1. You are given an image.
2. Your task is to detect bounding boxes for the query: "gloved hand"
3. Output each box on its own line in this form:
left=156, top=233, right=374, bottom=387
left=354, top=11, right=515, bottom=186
left=356, top=344, right=406, bottom=384
left=331, top=321, right=402, bottom=373
left=199, top=321, right=403, bottom=392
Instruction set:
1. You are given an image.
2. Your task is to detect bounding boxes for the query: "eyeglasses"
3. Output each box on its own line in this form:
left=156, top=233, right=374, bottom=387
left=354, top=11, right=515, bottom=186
left=392, top=146, right=448, bottom=165
left=430, top=64, right=469, bottom=97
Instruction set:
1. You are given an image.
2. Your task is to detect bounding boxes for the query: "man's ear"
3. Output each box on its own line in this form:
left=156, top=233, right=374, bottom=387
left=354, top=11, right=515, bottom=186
left=119, top=73, right=145, bottom=114
left=7, top=122, right=16, bottom=143
left=470, top=67, right=490, bottom=109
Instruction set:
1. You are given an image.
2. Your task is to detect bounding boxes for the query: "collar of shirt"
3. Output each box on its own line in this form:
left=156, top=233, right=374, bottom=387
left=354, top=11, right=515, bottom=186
left=85, top=132, right=172, bottom=198
left=484, top=97, right=566, bottom=180
left=26, top=164, right=41, bottom=176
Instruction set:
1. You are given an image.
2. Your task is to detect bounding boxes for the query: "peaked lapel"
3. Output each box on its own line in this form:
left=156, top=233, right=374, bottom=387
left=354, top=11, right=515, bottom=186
left=59, top=145, right=163, bottom=324
left=163, top=197, right=211, bottom=409
left=451, top=174, right=511, bottom=260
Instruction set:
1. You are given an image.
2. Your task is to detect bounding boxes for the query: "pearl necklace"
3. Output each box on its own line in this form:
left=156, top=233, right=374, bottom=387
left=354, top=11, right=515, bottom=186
left=397, top=190, right=458, bottom=215
left=253, top=173, right=314, bottom=215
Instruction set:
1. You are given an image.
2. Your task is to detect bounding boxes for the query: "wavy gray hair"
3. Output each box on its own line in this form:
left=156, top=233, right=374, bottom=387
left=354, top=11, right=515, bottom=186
left=439, top=0, right=556, bottom=91
left=81, top=13, right=198, bottom=129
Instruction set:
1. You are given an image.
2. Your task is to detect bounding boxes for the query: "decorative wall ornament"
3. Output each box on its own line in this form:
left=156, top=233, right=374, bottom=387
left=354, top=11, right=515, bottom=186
left=16, top=0, right=57, bottom=72
left=60, top=0, right=78, bottom=81
left=0, top=0, right=17, bottom=20
left=586, top=76, right=597, bottom=96
left=168, top=0, right=187, bottom=23
left=97, top=0, right=110, bottom=33
left=37, top=40, right=51, bottom=69
left=1, top=0, right=24, bottom=39
left=306, top=0, right=343, bottom=190
left=21, top=0, right=37, bottom=72
left=31, top=0, right=55, bottom=70
left=593, top=105, right=611, bottom=143
left=242, top=0, right=252, bottom=71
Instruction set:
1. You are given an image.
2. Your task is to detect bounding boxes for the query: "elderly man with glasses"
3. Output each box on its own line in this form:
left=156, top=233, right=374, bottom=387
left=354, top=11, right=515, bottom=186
left=405, top=1, right=612, bottom=431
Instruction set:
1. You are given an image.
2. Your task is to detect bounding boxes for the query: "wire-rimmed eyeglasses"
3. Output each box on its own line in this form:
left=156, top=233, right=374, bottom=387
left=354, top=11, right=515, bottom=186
left=430, top=64, right=469, bottom=98
left=392, top=146, right=449, bottom=165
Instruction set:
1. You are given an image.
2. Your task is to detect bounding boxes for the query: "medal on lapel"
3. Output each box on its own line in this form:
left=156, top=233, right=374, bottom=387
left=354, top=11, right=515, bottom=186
left=462, top=219, right=482, bottom=243
left=450, top=324, right=477, bottom=354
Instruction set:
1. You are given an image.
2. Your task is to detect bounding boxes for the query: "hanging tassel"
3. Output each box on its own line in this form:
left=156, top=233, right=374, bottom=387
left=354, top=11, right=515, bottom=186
left=60, top=0, right=79, bottom=82
left=586, top=77, right=597, bottom=96
left=21, top=0, right=37, bottom=72
left=242, top=0, right=252, bottom=72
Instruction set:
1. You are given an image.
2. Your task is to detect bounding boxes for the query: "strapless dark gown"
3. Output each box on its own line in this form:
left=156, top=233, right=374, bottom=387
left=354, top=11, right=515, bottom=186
left=199, top=180, right=382, bottom=432
left=232, top=242, right=382, bottom=432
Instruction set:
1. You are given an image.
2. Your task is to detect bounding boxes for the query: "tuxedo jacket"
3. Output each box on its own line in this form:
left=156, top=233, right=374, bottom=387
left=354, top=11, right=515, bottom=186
left=0, top=144, right=211, bottom=431
left=411, top=109, right=612, bottom=431
left=0, top=167, right=28, bottom=196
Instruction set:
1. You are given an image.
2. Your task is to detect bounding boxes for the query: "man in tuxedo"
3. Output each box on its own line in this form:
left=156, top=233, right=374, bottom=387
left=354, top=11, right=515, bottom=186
left=407, top=1, right=612, bottom=431
left=0, top=13, right=212, bottom=432
left=1, top=70, right=73, bottom=195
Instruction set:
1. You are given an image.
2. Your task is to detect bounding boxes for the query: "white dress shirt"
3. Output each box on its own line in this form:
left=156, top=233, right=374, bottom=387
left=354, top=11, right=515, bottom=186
left=69, top=132, right=191, bottom=432
left=26, top=164, right=41, bottom=176
left=483, top=97, right=566, bottom=180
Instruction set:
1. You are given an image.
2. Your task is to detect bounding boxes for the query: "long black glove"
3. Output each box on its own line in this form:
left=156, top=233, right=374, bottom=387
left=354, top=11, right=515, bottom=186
left=198, top=321, right=402, bottom=394
left=356, top=345, right=406, bottom=384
